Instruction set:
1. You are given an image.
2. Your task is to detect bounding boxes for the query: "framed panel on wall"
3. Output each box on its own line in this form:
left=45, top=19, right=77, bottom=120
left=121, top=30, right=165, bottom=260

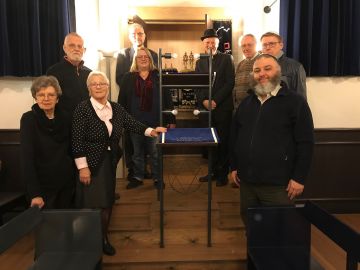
left=212, top=20, right=232, bottom=55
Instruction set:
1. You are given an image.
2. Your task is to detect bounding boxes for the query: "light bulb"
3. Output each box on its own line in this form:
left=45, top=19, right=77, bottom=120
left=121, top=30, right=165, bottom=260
left=193, top=109, right=200, bottom=116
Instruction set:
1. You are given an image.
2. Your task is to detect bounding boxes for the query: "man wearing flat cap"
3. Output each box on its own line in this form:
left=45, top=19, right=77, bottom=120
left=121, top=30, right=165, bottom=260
left=196, top=28, right=235, bottom=187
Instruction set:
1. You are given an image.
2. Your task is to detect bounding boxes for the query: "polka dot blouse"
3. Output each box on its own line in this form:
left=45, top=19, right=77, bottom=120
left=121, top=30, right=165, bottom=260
left=72, top=99, right=147, bottom=173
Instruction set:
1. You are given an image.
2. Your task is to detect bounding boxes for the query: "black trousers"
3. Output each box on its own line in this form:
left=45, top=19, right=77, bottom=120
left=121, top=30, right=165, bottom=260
left=200, top=109, right=232, bottom=181
left=124, top=131, right=134, bottom=174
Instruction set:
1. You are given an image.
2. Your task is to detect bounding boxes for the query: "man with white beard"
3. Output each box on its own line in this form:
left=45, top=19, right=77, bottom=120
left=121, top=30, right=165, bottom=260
left=229, top=54, right=314, bottom=227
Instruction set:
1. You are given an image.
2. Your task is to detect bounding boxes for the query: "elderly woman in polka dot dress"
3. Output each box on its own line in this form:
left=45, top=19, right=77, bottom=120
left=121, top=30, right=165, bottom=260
left=72, top=71, right=166, bottom=256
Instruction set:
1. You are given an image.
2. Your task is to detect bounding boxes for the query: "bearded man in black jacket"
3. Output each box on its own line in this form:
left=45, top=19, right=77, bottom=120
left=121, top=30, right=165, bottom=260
left=229, top=54, right=314, bottom=226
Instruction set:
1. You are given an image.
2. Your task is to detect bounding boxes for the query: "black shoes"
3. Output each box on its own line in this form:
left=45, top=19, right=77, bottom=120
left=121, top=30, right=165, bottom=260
left=216, top=178, right=228, bottom=187
left=231, top=182, right=239, bottom=188
left=126, top=171, right=134, bottom=182
left=126, top=178, right=144, bottom=189
left=199, top=174, right=216, bottom=182
left=144, top=171, right=153, bottom=179
left=103, top=238, right=116, bottom=256
left=127, top=169, right=152, bottom=180
left=154, top=180, right=165, bottom=189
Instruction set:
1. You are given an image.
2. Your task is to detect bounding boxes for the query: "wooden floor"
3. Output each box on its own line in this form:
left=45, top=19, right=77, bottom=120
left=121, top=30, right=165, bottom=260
left=0, top=156, right=359, bottom=269
left=104, top=156, right=247, bottom=269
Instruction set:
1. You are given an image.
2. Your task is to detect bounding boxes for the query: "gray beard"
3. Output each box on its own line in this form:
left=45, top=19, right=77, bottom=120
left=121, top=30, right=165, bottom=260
left=252, top=73, right=281, bottom=96
left=254, top=82, right=277, bottom=96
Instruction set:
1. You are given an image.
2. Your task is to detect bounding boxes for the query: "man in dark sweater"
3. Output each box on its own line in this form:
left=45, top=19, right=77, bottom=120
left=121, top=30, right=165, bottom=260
left=47, top=32, right=91, bottom=116
left=229, top=54, right=314, bottom=226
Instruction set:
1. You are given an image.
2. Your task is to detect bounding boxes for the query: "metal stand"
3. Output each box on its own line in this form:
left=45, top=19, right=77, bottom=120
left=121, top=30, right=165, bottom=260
left=157, top=48, right=215, bottom=248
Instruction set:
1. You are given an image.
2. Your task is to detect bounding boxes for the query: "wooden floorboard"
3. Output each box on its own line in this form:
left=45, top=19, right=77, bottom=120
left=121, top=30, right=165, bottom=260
left=0, top=233, right=34, bottom=270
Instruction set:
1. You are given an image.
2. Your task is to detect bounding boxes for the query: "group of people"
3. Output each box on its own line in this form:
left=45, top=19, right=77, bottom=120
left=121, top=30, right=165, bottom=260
left=20, top=32, right=167, bottom=256
left=20, top=23, right=314, bottom=259
left=196, top=29, right=313, bottom=227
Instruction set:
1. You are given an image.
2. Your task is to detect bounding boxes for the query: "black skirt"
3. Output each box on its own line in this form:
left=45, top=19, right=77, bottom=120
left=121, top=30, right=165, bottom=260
left=76, top=151, right=116, bottom=208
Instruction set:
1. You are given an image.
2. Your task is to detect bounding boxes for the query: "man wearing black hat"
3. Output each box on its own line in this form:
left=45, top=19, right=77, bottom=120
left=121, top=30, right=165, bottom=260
left=196, top=29, right=235, bottom=187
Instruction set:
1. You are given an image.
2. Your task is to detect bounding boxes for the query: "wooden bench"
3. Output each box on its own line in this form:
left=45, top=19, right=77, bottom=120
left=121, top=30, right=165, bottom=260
left=0, top=207, right=103, bottom=270
left=299, top=201, right=360, bottom=270
left=247, top=202, right=359, bottom=270
left=0, top=160, right=26, bottom=225
left=0, top=191, right=26, bottom=225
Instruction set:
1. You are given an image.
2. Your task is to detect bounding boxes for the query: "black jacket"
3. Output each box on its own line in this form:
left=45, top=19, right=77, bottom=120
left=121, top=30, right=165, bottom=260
left=195, top=51, right=235, bottom=112
left=47, top=58, right=91, bottom=115
left=278, top=54, right=307, bottom=99
left=20, top=104, right=75, bottom=199
left=72, top=100, right=147, bottom=173
left=229, top=84, right=314, bottom=185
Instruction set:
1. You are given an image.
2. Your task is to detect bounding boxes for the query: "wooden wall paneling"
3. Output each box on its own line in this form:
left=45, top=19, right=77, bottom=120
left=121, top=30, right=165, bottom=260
left=0, top=130, right=23, bottom=192
left=147, top=24, right=204, bottom=71
left=303, top=129, right=360, bottom=202
left=1, top=129, right=359, bottom=204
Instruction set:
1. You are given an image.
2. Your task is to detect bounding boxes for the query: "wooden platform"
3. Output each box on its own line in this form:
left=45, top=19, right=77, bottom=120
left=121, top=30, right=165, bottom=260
left=104, top=156, right=247, bottom=269
left=0, top=156, right=359, bottom=270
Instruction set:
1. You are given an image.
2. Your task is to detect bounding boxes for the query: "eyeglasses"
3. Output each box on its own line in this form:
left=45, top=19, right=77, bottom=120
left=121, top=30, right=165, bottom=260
left=136, top=55, right=149, bottom=60
left=36, top=93, right=57, bottom=100
left=262, top=42, right=280, bottom=48
left=89, top=82, right=108, bottom=88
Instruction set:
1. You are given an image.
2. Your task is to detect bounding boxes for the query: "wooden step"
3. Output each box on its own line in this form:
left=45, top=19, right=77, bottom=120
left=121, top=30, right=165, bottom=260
left=103, top=261, right=246, bottom=270
left=217, top=201, right=243, bottom=230
left=110, top=202, right=152, bottom=231
left=111, top=203, right=244, bottom=232
left=103, top=242, right=246, bottom=266
left=109, top=227, right=245, bottom=247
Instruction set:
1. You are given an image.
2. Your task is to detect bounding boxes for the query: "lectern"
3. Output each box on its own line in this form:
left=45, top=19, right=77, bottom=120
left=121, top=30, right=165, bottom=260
left=157, top=49, right=217, bottom=247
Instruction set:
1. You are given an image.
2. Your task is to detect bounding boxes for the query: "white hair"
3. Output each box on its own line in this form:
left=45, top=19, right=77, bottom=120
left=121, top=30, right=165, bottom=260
left=86, top=71, right=109, bottom=87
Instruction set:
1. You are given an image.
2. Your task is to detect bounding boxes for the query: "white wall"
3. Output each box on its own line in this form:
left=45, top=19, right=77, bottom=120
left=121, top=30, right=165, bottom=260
left=307, top=77, right=360, bottom=128
left=0, top=77, right=33, bottom=129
